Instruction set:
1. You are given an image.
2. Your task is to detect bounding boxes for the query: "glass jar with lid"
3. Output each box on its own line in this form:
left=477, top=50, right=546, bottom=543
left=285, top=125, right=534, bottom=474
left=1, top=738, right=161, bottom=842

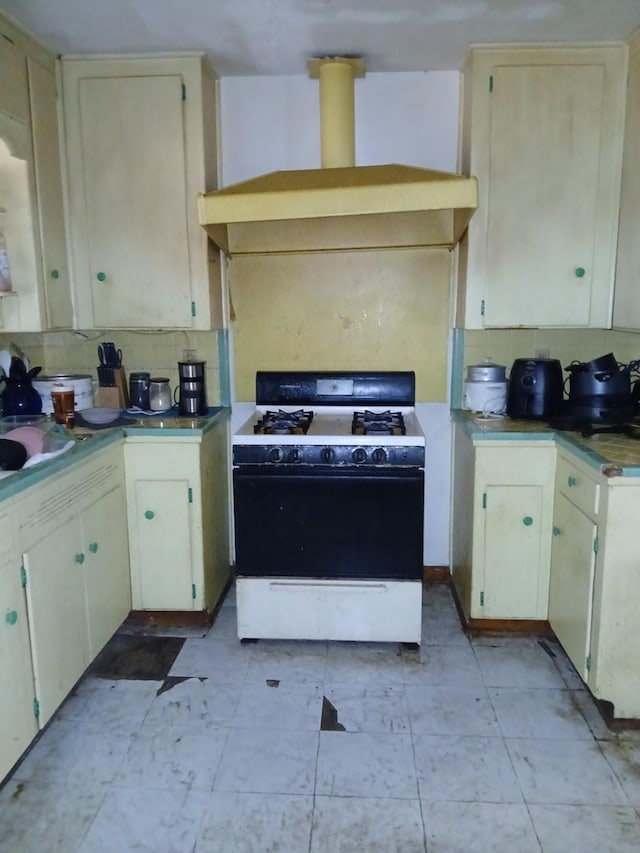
left=148, top=377, right=171, bottom=412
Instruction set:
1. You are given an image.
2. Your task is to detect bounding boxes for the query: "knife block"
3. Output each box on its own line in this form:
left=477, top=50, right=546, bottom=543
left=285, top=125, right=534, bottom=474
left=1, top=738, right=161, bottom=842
left=97, top=366, right=129, bottom=409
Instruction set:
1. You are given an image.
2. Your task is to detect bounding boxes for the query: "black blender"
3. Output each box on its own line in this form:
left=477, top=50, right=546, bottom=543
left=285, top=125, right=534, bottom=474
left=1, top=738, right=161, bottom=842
left=177, top=352, right=207, bottom=416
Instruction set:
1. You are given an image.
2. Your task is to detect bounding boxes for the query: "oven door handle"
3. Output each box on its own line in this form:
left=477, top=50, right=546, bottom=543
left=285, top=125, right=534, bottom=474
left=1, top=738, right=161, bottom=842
left=268, top=580, right=388, bottom=591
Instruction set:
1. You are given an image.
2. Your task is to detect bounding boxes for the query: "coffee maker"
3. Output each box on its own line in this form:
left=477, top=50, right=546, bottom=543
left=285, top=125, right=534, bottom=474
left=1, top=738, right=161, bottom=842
left=177, top=358, right=207, bottom=416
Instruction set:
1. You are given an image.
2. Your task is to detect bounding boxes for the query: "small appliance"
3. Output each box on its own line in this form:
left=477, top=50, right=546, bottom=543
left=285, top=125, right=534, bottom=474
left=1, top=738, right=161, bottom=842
left=33, top=374, right=94, bottom=413
left=463, top=359, right=508, bottom=414
left=507, top=358, right=564, bottom=420
left=129, top=372, right=151, bottom=410
left=177, top=360, right=207, bottom=416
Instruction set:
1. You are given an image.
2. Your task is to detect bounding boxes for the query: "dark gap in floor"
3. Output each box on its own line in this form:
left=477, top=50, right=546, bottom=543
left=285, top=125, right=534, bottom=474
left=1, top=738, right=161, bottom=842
left=321, top=696, right=346, bottom=731
left=156, top=675, right=207, bottom=697
left=266, top=679, right=280, bottom=688
left=87, top=635, right=185, bottom=680
left=538, top=639, right=557, bottom=659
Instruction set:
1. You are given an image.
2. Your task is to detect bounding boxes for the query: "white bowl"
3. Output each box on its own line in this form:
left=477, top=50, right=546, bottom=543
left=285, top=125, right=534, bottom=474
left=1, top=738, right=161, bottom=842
left=79, top=407, right=121, bottom=425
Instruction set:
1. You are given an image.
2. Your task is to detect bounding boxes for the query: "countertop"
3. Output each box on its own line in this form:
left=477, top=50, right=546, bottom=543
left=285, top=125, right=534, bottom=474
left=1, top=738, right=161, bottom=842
left=0, top=406, right=230, bottom=502
left=453, top=409, right=640, bottom=477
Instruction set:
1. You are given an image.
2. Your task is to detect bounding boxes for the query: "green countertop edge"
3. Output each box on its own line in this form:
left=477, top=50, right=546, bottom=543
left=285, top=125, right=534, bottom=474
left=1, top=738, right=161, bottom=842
left=0, top=407, right=230, bottom=502
left=451, top=409, right=640, bottom=478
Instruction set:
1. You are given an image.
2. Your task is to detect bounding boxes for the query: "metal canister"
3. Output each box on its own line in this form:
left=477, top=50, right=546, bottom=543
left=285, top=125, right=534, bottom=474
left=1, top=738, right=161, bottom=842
left=129, top=372, right=151, bottom=410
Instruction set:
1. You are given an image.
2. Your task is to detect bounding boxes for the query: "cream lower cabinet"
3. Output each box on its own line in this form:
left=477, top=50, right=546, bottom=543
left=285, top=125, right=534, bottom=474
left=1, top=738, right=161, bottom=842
left=124, top=421, right=230, bottom=612
left=451, top=423, right=556, bottom=622
left=457, top=45, right=626, bottom=329
left=17, top=443, right=130, bottom=727
left=550, top=449, right=640, bottom=718
left=61, top=54, right=222, bottom=331
left=0, top=510, right=38, bottom=781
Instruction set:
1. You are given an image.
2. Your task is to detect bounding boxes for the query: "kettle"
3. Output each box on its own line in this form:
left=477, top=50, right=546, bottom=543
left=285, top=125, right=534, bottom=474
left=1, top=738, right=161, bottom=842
left=0, top=357, right=43, bottom=416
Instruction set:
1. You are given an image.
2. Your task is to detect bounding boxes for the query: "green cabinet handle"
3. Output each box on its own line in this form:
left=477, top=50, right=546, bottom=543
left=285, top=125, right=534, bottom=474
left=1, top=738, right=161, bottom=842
left=568, top=476, right=577, bottom=487
left=5, top=610, right=17, bottom=626
left=89, top=542, right=98, bottom=553
left=50, top=269, right=59, bottom=279
left=575, top=267, right=586, bottom=278
left=523, top=516, right=533, bottom=526
left=96, top=272, right=106, bottom=282
left=553, top=526, right=562, bottom=536
left=144, top=510, right=155, bottom=520
left=75, top=553, right=85, bottom=564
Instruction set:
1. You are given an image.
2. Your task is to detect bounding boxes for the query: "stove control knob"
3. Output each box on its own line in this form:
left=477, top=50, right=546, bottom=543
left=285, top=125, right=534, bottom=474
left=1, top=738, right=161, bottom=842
left=372, top=447, right=388, bottom=465
left=351, top=447, right=368, bottom=464
left=320, top=446, right=334, bottom=463
left=268, top=447, right=284, bottom=463
left=289, top=447, right=302, bottom=463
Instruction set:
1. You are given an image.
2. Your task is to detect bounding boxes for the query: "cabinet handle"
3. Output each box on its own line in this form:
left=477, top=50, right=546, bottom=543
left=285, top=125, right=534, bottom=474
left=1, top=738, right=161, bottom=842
left=5, top=610, right=17, bottom=626
left=50, top=269, right=59, bottom=279
left=96, top=272, right=106, bottom=282
left=575, top=267, right=586, bottom=278
left=89, top=542, right=98, bottom=553
left=144, top=510, right=155, bottom=520
left=75, top=553, right=85, bottom=564
left=568, top=476, right=577, bottom=487
left=522, top=516, right=533, bottom=526
left=553, top=526, right=562, bottom=536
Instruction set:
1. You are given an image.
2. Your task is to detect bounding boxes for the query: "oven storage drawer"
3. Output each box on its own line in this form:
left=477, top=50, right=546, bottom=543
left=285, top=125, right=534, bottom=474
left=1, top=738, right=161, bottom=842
left=233, top=466, right=424, bottom=580
left=236, top=577, right=422, bottom=643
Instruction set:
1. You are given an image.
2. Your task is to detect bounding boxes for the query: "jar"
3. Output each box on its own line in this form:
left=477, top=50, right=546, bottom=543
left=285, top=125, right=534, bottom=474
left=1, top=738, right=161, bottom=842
left=129, top=372, right=151, bottom=410
left=148, top=377, right=171, bottom=412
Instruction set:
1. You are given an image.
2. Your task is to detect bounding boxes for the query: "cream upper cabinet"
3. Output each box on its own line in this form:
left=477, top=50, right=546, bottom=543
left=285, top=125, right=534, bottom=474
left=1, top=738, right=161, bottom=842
left=451, top=423, right=556, bottom=623
left=613, top=32, right=640, bottom=330
left=0, top=14, right=72, bottom=331
left=456, top=46, right=626, bottom=329
left=61, top=54, right=223, bottom=330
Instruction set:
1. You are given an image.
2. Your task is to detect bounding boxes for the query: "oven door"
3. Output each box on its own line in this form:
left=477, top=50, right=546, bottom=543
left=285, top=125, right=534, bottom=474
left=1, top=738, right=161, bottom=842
left=233, top=465, right=424, bottom=580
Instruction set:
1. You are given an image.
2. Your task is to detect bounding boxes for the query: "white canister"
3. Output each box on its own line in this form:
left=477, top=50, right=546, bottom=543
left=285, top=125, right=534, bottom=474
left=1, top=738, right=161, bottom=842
left=33, top=374, right=95, bottom=414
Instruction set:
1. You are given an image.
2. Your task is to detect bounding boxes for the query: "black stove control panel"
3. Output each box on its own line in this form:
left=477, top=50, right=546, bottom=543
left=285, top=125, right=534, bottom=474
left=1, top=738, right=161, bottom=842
left=233, top=444, right=425, bottom=468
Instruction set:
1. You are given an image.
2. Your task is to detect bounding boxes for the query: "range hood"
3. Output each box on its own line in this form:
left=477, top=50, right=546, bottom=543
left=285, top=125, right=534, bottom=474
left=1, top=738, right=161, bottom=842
left=197, top=57, right=478, bottom=257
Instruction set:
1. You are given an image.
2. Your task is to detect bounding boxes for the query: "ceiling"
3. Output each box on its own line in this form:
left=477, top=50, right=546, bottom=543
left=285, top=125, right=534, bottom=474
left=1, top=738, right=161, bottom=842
left=3, top=0, right=640, bottom=76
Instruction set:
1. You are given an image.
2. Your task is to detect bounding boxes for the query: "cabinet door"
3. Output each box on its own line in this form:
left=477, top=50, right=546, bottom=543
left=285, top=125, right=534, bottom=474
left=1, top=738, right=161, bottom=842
left=82, top=484, right=131, bottom=658
left=27, top=57, right=72, bottom=329
left=481, top=484, right=546, bottom=618
left=549, top=492, right=597, bottom=679
left=0, top=555, right=38, bottom=779
left=23, top=517, right=90, bottom=727
left=131, top=477, right=194, bottom=610
left=78, top=74, right=192, bottom=328
left=0, top=32, right=29, bottom=122
left=485, top=64, right=601, bottom=327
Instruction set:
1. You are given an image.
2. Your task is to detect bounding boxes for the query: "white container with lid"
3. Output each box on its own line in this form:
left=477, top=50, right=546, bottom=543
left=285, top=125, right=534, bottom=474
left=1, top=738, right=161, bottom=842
left=32, top=374, right=95, bottom=413
left=463, top=358, right=508, bottom=415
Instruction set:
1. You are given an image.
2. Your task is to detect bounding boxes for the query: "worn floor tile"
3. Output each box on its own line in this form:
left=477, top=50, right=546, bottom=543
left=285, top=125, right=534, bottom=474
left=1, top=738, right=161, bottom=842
left=489, top=687, right=592, bottom=739
left=600, top=740, right=640, bottom=807
left=246, top=640, right=328, bottom=688
left=325, top=641, right=404, bottom=686
left=474, top=639, right=566, bottom=688
left=206, top=606, right=240, bottom=639
left=405, top=683, right=500, bottom=737
left=214, top=728, right=319, bottom=795
left=232, top=681, right=323, bottom=731
left=169, top=637, right=253, bottom=682
left=421, top=607, right=469, bottom=646
left=77, top=786, right=209, bottom=853
left=113, top=724, right=227, bottom=791
left=12, top=719, right=133, bottom=786
left=413, top=734, right=522, bottom=803
left=421, top=801, right=541, bottom=853
left=196, top=791, right=313, bottom=853
left=57, top=677, right=161, bottom=737
left=0, top=780, right=106, bottom=853
left=143, top=676, right=242, bottom=730
left=402, top=643, right=484, bottom=687
left=322, top=683, right=410, bottom=733
left=506, top=738, right=629, bottom=805
left=316, top=731, right=418, bottom=798
left=529, top=804, right=640, bottom=852
left=311, top=795, right=426, bottom=853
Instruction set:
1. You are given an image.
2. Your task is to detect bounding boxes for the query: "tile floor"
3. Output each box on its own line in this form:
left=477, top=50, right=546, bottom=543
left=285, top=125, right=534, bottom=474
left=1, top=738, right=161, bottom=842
left=2, top=584, right=640, bottom=852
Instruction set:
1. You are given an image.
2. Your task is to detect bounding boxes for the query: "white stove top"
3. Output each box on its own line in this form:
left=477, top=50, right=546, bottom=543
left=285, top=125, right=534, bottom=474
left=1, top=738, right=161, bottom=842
left=233, top=405, right=425, bottom=447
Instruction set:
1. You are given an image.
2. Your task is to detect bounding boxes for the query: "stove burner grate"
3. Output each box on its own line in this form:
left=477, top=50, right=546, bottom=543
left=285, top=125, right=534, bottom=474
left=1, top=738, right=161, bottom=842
left=352, top=409, right=406, bottom=436
left=253, top=409, right=314, bottom=435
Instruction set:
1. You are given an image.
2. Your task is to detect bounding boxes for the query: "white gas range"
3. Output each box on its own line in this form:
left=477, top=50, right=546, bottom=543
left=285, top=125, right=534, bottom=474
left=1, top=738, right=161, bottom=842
left=231, top=371, right=425, bottom=644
